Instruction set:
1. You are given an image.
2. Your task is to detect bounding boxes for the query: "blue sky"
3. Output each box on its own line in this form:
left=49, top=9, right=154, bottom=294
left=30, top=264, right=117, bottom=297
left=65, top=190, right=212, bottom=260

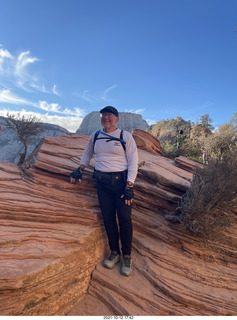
left=0, top=0, right=236, bottom=132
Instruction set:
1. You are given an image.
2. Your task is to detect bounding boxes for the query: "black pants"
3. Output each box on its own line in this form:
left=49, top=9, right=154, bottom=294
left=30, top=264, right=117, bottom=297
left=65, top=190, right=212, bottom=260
left=96, top=172, right=133, bottom=256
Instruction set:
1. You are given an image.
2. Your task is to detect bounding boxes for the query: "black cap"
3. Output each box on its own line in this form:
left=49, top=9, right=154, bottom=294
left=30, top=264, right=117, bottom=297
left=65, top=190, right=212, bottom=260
left=100, top=106, right=119, bottom=117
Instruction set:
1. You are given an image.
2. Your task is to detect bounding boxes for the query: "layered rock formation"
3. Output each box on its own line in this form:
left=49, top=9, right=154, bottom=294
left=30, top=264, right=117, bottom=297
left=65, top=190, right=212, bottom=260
left=0, top=130, right=236, bottom=316
left=76, top=111, right=149, bottom=135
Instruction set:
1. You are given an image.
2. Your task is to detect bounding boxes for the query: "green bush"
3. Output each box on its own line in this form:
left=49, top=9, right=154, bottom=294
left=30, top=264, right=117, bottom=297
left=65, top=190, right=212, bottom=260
left=161, top=140, right=179, bottom=158
left=180, top=140, right=201, bottom=159
left=161, top=138, right=202, bottom=161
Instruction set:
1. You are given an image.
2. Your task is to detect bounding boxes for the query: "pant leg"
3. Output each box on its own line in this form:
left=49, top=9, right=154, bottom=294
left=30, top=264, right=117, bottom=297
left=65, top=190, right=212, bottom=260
left=115, top=193, right=133, bottom=256
left=96, top=181, right=120, bottom=254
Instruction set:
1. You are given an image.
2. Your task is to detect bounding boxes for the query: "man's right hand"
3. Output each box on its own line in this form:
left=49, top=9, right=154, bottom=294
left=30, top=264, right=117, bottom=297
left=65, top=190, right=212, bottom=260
left=70, top=167, right=84, bottom=183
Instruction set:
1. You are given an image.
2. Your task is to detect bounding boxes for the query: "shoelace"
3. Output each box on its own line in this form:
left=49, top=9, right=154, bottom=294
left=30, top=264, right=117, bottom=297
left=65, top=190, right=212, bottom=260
left=124, top=258, right=131, bottom=267
left=109, top=252, right=119, bottom=260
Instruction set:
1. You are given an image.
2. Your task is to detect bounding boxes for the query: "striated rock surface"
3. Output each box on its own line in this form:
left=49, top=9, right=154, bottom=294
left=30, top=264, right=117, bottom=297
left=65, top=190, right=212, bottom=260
left=76, top=111, right=149, bottom=135
left=174, top=155, right=204, bottom=173
left=0, top=131, right=236, bottom=316
left=132, top=129, right=162, bottom=155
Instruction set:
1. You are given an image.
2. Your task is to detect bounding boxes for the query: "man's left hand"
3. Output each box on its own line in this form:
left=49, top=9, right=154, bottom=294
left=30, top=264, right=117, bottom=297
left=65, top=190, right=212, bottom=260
left=121, top=185, right=134, bottom=206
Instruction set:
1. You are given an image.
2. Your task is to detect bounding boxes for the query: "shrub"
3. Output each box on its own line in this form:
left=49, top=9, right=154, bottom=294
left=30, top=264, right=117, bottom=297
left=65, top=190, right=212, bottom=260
left=204, top=122, right=237, bottom=160
left=175, top=118, right=237, bottom=238
left=180, top=140, right=201, bottom=160
left=176, top=148, right=237, bottom=238
left=161, top=140, right=179, bottom=158
left=161, top=138, right=202, bottom=161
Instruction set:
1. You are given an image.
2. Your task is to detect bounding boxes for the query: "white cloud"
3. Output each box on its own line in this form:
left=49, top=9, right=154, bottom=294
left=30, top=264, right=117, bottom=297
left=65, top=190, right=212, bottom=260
left=0, top=88, right=85, bottom=129
left=15, top=51, right=38, bottom=72
left=0, top=46, right=13, bottom=63
left=0, top=108, right=83, bottom=132
left=39, top=113, right=83, bottom=132
left=0, top=89, right=37, bottom=106
left=39, top=101, right=61, bottom=113
left=134, top=108, right=145, bottom=114
left=38, top=100, right=85, bottom=117
left=0, top=45, right=57, bottom=94
left=14, top=51, right=40, bottom=91
left=101, top=84, right=117, bottom=100
left=29, top=82, right=49, bottom=93
left=146, top=119, right=157, bottom=125
left=0, top=87, right=84, bottom=117
left=0, top=45, right=85, bottom=132
left=52, top=84, right=60, bottom=96
left=125, top=108, right=145, bottom=114
left=80, top=89, right=95, bottom=102
left=0, top=46, right=14, bottom=80
left=74, top=107, right=85, bottom=117
left=78, top=85, right=118, bottom=103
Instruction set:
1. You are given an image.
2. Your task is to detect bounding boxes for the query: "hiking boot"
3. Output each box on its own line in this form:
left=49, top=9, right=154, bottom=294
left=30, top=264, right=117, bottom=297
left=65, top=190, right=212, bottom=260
left=120, top=255, right=132, bottom=276
left=103, top=251, right=120, bottom=269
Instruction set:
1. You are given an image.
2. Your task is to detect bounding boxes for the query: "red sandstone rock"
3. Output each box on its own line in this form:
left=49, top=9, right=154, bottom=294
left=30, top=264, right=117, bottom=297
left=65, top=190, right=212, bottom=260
left=0, top=133, right=236, bottom=316
left=132, top=129, right=162, bottom=155
left=174, top=155, right=204, bottom=172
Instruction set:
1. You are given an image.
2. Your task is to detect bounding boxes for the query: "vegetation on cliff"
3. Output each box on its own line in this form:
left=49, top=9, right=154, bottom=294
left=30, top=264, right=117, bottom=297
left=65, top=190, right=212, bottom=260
left=148, top=114, right=213, bottom=161
left=174, top=114, right=237, bottom=238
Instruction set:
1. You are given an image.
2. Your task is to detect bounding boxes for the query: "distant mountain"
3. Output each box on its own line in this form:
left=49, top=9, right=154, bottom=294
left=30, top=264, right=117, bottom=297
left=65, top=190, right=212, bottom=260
left=0, top=116, right=71, bottom=163
left=76, top=111, right=149, bottom=135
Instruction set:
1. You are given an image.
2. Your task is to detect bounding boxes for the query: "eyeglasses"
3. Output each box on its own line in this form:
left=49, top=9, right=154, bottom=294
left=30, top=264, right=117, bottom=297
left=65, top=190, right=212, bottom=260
left=100, top=113, right=115, bottom=118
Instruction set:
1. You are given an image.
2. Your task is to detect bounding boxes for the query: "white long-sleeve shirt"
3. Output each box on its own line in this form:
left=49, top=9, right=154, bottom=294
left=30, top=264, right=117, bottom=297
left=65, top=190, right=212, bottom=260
left=80, top=128, right=138, bottom=183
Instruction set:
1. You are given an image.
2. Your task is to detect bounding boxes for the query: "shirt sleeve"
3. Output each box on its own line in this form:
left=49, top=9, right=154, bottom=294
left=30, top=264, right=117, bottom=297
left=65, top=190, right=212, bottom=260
left=79, top=132, right=95, bottom=167
left=124, top=131, right=138, bottom=184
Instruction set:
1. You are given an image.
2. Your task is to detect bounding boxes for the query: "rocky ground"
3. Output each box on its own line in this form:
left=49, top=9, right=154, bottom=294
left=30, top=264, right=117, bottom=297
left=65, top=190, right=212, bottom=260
left=0, top=130, right=236, bottom=316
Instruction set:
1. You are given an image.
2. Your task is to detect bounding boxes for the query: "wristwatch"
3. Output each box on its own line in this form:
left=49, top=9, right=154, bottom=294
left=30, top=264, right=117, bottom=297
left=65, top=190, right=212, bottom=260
left=126, top=181, right=134, bottom=187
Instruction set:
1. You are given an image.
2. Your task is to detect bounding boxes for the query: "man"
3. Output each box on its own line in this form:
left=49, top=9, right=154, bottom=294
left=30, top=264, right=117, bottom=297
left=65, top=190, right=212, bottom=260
left=70, top=106, right=138, bottom=276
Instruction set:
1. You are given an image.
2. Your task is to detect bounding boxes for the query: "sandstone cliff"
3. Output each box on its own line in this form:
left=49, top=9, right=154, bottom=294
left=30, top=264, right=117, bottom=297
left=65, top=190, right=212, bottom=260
left=0, top=130, right=236, bottom=316
left=76, top=111, right=149, bottom=135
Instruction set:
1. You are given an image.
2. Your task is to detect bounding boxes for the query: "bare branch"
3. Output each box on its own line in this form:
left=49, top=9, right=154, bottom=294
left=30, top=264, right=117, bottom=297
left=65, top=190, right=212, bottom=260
left=4, top=112, right=44, bottom=166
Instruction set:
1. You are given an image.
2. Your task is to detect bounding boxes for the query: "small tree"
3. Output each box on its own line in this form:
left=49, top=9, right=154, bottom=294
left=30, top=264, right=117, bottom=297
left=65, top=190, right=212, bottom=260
left=197, top=114, right=214, bottom=131
left=5, top=113, right=44, bottom=166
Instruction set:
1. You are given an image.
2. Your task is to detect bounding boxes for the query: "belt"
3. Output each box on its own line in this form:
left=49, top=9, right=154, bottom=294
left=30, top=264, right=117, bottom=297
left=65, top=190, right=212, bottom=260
left=94, top=169, right=127, bottom=184
left=94, top=169, right=127, bottom=175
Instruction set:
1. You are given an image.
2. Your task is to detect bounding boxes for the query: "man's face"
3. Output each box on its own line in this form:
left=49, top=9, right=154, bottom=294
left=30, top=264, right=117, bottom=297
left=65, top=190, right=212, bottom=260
left=101, top=112, right=119, bottom=131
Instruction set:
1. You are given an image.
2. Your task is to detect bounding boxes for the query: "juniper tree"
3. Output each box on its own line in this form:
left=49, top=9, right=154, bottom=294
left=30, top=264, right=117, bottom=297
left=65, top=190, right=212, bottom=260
left=5, top=113, right=44, bottom=166
left=196, top=114, right=214, bottom=131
